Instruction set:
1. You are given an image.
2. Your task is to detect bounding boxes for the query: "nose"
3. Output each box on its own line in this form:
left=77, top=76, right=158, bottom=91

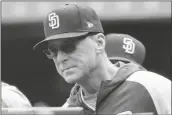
left=56, top=50, right=68, bottom=64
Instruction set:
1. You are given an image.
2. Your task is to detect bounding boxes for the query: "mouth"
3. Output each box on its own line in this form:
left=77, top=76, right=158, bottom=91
left=61, top=66, right=76, bottom=73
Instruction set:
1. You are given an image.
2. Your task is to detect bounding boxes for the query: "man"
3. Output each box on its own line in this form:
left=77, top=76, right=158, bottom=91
left=1, top=81, right=32, bottom=107
left=105, top=33, right=146, bottom=66
left=33, top=4, right=171, bottom=115
left=62, top=33, right=147, bottom=113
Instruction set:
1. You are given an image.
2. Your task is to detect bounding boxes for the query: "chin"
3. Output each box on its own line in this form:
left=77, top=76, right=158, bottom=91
left=63, top=73, right=82, bottom=84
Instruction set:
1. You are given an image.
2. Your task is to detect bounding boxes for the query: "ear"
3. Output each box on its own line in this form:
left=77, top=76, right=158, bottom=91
left=94, top=33, right=106, bottom=53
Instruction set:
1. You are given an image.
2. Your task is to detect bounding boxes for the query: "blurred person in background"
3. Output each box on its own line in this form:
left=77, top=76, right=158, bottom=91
left=105, top=33, right=146, bottom=67
left=2, top=82, right=54, bottom=114
left=33, top=3, right=171, bottom=115
left=1, top=81, right=32, bottom=107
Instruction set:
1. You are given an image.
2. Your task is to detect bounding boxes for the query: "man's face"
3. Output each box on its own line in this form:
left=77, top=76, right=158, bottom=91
left=45, top=34, right=98, bottom=83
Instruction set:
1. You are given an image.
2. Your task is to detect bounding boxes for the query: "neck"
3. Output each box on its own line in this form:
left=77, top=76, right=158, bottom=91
left=78, top=56, right=118, bottom=95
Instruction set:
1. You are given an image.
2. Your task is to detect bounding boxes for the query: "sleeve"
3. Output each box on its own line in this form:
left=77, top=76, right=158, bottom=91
left=126, top=71, right=171, bottom=115
left=103, top=81, right=159, bottom=115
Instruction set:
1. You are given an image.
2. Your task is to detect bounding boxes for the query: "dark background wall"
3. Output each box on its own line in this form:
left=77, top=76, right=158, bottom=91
left=1, top=19, right=172, bottom=106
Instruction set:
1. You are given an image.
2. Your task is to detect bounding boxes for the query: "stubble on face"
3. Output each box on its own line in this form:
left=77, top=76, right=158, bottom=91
left=53, top=36, right=98, bottom=84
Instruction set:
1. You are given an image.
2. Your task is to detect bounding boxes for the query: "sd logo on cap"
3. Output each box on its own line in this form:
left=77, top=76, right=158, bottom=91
left=105, top=33, right=146, bottom=64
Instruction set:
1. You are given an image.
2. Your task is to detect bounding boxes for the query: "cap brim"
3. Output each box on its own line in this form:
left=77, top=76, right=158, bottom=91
left=109, top=57, right=133, bottom=63
left=33, top=32, right=89, bottom=51
left=109, top=57, right=141, bottom=64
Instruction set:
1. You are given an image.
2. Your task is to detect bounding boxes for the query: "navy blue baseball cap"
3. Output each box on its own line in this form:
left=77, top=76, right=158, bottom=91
left=105, top=33, right=146, bottom=64
left=33, top=4, right=104, bottom=50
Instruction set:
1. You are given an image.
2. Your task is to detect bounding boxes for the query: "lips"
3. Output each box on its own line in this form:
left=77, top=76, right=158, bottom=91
left=61, top=66, right=76, bottom=73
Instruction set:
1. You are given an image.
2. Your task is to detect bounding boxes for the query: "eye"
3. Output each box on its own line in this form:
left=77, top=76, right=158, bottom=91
left=60, top=42, right=76, bottom=53
left=48, top=45, right=59, bottom=53
left=43, top=49, right=51, bottom=55
left=43, top=49, right=53, bottom=59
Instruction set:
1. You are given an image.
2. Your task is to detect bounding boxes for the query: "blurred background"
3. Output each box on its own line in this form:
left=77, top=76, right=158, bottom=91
left=1, top=2, right=172, bottom=106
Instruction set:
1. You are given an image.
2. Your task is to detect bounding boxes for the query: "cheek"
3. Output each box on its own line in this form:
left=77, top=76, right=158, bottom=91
left=87, top=52, right=97, bottom=70
left=76, top=41, right=97, bottom=69
left=72, top=48, right=96, bottom=71
left=53, top=59, right=62, bottom=75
